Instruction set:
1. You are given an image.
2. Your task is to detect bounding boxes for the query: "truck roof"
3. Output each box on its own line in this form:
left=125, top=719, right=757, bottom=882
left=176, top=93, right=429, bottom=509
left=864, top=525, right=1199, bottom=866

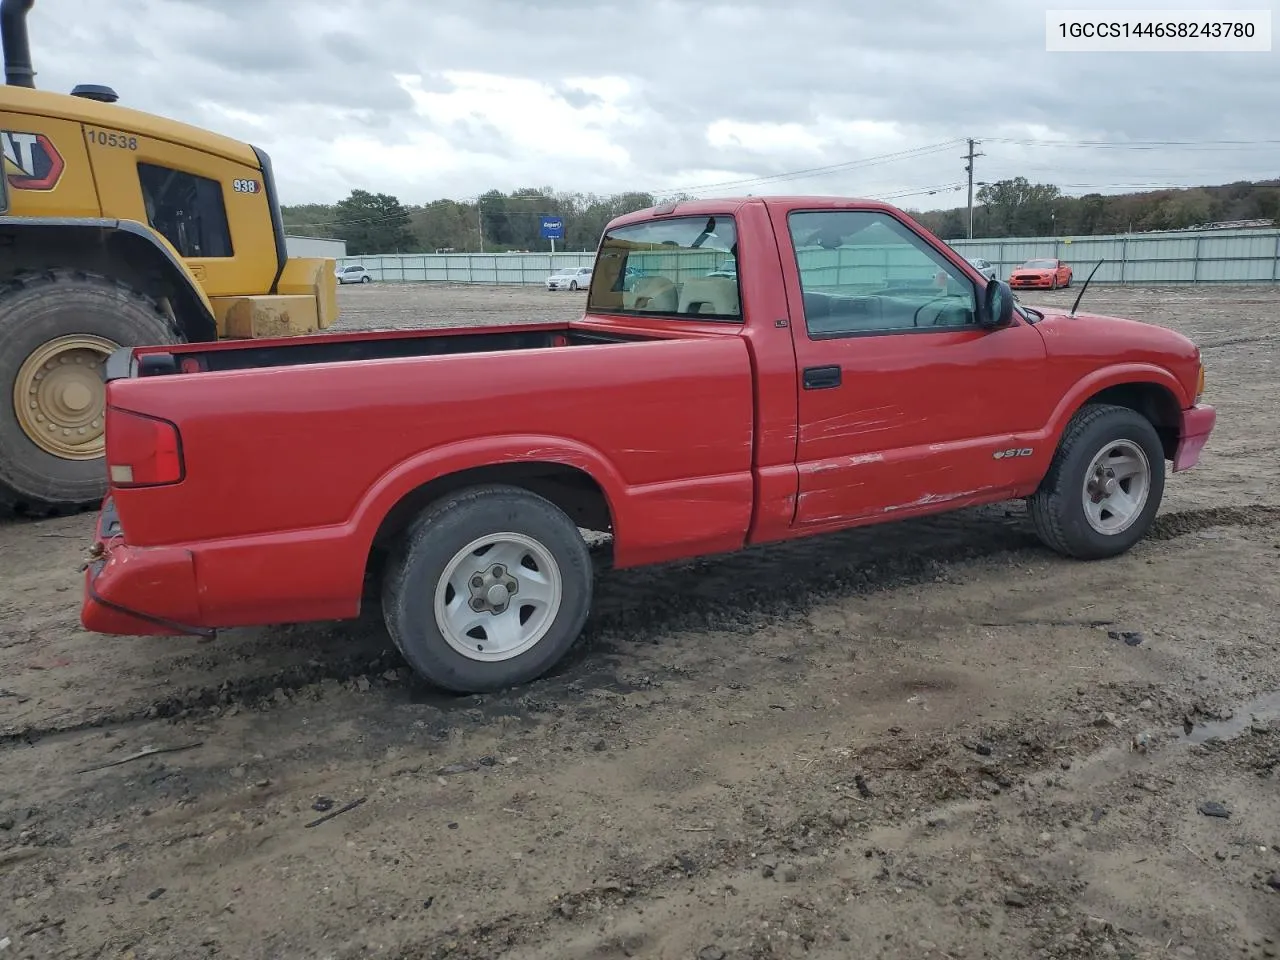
left=1, top=85, right=262, bottom=168
left=606, top=195, right=907, bottom=231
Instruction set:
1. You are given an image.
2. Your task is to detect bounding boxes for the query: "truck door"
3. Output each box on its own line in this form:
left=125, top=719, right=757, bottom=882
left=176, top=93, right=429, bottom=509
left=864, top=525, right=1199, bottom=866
left=771, top=205, right=1052, bottom=528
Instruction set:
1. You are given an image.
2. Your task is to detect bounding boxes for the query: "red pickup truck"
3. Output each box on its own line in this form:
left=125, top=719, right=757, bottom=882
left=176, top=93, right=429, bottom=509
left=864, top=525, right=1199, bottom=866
left=80, top=196, right=1215, bottom=694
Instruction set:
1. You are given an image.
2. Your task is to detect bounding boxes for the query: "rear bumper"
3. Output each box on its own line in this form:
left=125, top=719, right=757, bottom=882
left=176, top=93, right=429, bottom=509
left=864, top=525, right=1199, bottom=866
left=1172, top=402, right=1216, bottom=472
left=79, top=498, right=213, bottom=639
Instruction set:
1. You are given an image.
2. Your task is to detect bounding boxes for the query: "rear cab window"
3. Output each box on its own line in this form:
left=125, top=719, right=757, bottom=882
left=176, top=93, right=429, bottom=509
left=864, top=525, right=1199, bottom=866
left=587, top=215, right=741, bottom=322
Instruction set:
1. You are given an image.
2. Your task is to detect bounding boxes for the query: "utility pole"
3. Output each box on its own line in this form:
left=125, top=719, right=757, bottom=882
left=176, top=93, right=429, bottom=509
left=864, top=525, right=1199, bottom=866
left=477, top=202, right=485, bottom=253
left=964, top=138, right=983, bottom=239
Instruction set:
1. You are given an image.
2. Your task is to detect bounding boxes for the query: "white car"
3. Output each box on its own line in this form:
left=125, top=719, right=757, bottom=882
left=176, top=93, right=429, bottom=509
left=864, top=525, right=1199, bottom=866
left=336, top=264, right=373, bottom=284
left=965, top=257, right=998, bottom=281
left=546, top=266, right=592, bottom=291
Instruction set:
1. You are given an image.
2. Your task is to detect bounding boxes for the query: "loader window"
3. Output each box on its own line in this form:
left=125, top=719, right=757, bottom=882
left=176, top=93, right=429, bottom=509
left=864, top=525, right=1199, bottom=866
left=137, top=162, right=234, bottom=258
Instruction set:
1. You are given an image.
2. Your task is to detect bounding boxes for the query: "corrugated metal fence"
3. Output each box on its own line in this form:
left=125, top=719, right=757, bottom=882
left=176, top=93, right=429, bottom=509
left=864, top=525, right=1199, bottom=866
left=337, top=252, right=596, bottom=285
left=337, top=227, right=1280, bottom=286
left=948, top=227, right=1280, bottom=284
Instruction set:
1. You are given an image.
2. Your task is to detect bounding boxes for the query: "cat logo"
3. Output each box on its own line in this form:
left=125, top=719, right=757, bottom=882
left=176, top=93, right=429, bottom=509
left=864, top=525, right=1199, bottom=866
left=2, top=130, right=65, bottom=191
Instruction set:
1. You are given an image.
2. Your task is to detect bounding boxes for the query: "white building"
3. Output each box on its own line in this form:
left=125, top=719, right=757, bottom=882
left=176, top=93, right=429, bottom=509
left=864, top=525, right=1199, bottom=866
left=285, top=235, right=348, bottom=259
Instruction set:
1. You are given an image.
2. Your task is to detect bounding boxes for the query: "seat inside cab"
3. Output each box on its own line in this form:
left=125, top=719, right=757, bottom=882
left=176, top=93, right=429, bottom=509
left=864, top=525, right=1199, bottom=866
left=623, top=275, right=739, bottom=316
left=677, top=276, right=739, bottom=316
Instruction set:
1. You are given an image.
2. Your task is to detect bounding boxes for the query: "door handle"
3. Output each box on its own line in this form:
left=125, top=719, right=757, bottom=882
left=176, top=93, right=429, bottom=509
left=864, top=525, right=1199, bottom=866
left=802, top=365, right=842, bottom=390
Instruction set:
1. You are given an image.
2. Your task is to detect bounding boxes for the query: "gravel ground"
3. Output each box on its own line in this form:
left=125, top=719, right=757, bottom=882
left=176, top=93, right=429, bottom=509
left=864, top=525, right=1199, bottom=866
left=0, top=282, right=1277, bottom=960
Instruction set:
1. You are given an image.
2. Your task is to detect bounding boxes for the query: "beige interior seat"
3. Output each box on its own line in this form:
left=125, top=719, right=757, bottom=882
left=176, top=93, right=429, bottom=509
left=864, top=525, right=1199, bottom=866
left=624, top=275, right=678, bottom=312
left=677, top=276, right=739, bottom=316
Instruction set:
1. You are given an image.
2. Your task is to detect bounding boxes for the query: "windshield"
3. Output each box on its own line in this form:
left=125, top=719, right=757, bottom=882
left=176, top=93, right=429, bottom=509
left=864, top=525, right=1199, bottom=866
left=1023, top=259, right=1056, bottom=269
left=587, top=215, right=741, bottom=322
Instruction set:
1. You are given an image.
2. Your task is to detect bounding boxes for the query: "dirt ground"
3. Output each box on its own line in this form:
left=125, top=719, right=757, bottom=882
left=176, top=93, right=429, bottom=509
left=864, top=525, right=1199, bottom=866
left=1, top=282, right=1278, bottom=960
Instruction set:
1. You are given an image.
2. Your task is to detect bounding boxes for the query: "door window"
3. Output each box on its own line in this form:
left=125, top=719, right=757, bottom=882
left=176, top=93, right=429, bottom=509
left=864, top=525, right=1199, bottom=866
left=787, top=210, right=977, bottom=337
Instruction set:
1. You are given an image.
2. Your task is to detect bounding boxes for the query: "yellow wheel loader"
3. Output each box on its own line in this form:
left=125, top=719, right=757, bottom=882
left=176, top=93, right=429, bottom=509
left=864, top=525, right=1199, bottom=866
left=0, top=0, right=338, bottom=516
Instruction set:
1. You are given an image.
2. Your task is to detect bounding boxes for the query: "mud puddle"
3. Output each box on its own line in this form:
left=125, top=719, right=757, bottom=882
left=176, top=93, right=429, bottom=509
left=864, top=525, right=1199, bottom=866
left=1185, top=688, right=1280, bottom=745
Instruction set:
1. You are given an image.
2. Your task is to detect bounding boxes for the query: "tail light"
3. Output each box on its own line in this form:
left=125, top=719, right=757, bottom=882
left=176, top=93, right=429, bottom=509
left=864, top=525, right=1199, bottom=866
left=105, top=407, right=184, bottom=487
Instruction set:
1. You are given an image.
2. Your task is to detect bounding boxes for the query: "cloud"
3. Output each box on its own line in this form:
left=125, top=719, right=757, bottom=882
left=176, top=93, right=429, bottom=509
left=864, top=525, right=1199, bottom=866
left=15, top=0, right=1279, bottom=206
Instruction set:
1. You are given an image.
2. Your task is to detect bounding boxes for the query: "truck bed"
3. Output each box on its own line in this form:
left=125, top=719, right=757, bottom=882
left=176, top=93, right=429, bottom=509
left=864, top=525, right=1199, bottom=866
left=113, top=322, right=656, bottom=378
left=99, top=321, right=760, bottom=629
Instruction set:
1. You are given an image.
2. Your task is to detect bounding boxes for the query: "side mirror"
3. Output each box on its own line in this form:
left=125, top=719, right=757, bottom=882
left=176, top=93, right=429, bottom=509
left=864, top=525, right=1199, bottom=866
left=979, top=278, right=1015, bottom=330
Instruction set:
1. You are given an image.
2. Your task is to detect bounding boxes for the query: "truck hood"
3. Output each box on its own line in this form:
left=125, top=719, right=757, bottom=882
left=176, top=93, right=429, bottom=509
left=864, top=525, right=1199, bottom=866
left=1028, top=305, right=1203, bottom=401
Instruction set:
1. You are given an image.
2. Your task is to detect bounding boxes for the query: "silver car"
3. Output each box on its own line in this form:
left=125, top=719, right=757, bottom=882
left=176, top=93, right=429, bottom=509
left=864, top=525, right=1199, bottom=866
left=336, top=264, right=373, bottom=285
left=546, top=266, right=593, bottom=291
left=965, top=257, right=998, bottom=281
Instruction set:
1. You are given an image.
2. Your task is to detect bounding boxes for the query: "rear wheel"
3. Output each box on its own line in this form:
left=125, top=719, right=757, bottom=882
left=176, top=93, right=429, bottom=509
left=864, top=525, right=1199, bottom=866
left=381, top=484, right=593, bottom=693
left=0, top=270, right=180, bottom=516
left=1028, top=403, right=1165, bottom=560
left=361, top=275, right=372, bottom=284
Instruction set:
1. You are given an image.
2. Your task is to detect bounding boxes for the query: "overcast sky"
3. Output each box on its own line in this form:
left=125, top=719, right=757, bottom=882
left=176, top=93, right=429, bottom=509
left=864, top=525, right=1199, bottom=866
left=22, top=0, right=1280, bottom=207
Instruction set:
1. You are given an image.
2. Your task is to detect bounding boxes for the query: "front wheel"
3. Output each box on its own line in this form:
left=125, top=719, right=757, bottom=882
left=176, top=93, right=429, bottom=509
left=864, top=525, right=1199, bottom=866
left=1028, top=403, right=1165, bottom=560
left=381, top=484, right=593, bottom=693
left=569, top=281, right=578, bottom=291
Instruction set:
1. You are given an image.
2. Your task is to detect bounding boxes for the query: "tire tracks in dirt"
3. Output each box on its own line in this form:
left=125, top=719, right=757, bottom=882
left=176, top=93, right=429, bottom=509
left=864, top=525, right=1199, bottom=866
left=345, top=708, right=1232, bottom=960
left=4, top=502, right=1276, bottom=750
left=1197, top=333, right=1280, bottom=350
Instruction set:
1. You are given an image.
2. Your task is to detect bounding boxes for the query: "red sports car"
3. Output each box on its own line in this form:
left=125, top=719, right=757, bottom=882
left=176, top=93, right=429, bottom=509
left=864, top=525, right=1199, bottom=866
left=1009, top=258, right=1073, bottom=290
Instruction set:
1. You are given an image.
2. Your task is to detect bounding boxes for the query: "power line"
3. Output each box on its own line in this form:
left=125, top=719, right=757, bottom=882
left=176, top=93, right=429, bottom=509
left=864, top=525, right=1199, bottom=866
left=981, top=136, right=1280, bottom=151
left=288, top=140, right=969, bottom=228
left=978, top=174, right=1279, bottom=191
left=650, top=139, right=967, bottom=198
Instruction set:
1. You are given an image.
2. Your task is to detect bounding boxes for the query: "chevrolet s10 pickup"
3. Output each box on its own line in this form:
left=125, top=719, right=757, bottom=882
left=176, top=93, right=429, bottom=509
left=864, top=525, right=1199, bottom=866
left=80, top=196, right=1216, bottom=693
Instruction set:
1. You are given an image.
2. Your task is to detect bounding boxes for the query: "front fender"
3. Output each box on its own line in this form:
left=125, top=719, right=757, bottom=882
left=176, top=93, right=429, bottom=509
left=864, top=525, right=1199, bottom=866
left=350, top=433, right=630, bottom=550
left=1044, top=363, right=1191, bottom=440
left=0, top=216, right=218, bottom=340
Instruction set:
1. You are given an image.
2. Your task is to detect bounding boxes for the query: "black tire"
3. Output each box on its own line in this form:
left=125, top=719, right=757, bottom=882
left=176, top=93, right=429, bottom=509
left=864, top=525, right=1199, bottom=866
left=1028, top=403, right=1165, bottom=560
left=569, top=281, right=578, bottom=291
left=361, top=275, right=372, bottom=284
left=0, top=270, right=181, bottom=517
left=381, top=484, right=593, bottom=693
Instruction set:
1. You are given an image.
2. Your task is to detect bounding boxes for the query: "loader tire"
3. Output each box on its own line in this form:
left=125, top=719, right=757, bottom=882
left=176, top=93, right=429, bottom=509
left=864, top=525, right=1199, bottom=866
left=381, top=484, right=594, bottom=694
left=0, top=270, right=181, bottom=517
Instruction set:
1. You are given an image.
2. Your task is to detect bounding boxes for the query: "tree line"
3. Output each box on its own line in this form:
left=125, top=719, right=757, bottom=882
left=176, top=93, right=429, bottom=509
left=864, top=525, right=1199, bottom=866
left=915, top=176, right=1280, bottom=240
left=283, top=187, right=679, bottom=256
left=283, top=177, right=1280, bottom=256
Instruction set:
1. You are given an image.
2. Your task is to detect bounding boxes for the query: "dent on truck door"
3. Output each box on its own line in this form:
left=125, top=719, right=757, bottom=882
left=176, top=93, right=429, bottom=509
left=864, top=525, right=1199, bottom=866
left=780, top=208, right=1050, bottom=527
